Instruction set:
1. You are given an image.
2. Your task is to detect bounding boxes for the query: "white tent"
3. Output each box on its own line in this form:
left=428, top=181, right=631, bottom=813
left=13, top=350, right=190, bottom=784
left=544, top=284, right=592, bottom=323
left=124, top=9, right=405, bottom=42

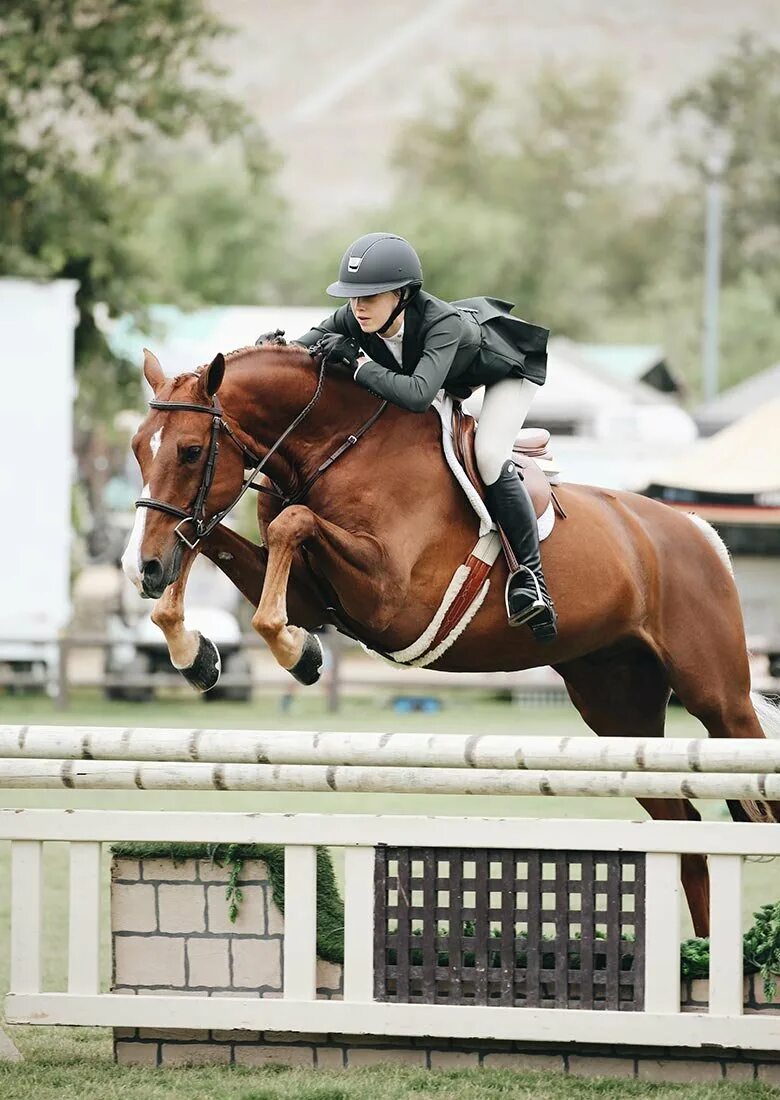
left=648, top=397, right=780, bottom=500
left=0, top=278, right=78, bottom=647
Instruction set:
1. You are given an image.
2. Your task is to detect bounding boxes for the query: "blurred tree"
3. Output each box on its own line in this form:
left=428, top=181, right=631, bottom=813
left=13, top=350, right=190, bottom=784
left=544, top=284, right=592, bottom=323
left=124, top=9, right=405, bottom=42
left=130, top=147, right=285, bottom=308
left=299, top=67, right=670, bottom=339
left=315, top=50, right=780, bottom=396
left=0, top=1, right=282, bottom=425
left=664, top=34, right=780, bottom=389
left=670, top=33, right=780, bottom=289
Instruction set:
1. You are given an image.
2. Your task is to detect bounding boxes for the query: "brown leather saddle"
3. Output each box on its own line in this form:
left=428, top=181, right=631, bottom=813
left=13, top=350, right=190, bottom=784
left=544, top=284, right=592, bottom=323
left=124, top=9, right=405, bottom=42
left=451, top=404, right=564, bottom=570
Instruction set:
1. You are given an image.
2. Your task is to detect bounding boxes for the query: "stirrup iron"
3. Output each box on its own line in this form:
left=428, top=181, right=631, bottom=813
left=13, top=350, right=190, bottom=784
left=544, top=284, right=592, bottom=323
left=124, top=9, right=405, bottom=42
left=505, top=565, right=548, bottom=626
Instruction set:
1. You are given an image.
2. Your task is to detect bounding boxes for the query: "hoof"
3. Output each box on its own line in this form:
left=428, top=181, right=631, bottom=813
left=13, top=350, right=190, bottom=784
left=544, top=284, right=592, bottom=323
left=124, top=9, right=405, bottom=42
left=289, top=631, right=323, bottom=686
left=175, top=633, right=221, bottom=693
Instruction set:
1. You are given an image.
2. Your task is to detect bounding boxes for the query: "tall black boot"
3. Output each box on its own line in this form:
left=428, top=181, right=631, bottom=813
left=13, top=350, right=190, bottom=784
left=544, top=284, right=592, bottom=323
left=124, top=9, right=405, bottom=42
left=484, top=460, right=557, bottom=643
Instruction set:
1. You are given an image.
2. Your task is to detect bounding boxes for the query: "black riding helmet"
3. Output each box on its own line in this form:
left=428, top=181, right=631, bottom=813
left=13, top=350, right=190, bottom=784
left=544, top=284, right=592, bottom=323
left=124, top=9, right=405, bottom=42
left=327, top=232, right=422, bottom=297
left=327, top=232, right=423, bottom=334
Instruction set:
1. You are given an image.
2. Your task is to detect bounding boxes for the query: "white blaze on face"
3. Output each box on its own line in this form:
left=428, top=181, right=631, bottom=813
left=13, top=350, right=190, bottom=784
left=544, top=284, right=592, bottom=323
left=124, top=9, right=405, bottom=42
left=121, top=484, right=150, bottom=591
left=150, top=427, right=163, bottom=458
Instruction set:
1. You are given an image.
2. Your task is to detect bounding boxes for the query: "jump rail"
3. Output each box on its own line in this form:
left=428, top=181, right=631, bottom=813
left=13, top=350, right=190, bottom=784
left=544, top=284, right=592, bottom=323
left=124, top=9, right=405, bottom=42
left=2, top=758, right=780, bottom=798
left=2, top=724, right=780, bottom=1069
left=3, top=724, right=780, bottom=771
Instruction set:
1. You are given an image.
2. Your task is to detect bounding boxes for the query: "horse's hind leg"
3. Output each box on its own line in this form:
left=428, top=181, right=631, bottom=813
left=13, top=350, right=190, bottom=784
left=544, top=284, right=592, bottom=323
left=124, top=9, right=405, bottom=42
left=653, top=533, right=780, bottom=825
left=556, top=647, right=711, bottom=936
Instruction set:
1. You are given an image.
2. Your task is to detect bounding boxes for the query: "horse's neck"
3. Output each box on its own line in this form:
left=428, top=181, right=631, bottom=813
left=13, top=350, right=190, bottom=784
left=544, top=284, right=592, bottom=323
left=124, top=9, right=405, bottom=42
left=224, top=350, right=383, bottom=480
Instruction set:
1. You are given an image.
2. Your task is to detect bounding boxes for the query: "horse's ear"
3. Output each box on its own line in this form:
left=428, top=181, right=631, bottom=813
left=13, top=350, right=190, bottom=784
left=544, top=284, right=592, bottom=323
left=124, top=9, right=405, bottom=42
left=204, top=352, right=225, bottom=397
left=143, top=348, right=164, bottom=393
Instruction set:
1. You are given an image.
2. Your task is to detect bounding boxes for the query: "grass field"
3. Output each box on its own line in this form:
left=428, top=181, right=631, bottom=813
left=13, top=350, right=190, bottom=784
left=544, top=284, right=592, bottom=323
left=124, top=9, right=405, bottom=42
left=1, top=690, right=779, bottom=1098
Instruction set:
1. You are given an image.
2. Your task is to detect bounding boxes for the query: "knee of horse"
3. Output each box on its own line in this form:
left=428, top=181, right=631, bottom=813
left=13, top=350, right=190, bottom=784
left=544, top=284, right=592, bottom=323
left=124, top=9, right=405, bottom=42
left=150, top=602, right=181, bottom=633
left=266, top=505, right=317, bottom=548
left=251, top=609, right=287, bottom=644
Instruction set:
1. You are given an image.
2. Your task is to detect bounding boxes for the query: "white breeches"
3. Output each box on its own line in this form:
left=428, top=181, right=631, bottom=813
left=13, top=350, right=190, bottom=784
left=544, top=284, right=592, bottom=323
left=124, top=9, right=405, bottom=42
left=474, top=377, right=539, bottom=486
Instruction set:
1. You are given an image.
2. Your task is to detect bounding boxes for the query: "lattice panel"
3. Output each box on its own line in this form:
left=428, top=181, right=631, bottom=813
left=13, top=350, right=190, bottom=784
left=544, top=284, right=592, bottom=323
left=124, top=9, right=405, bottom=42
left=374, top=847, right=645, bottom=1010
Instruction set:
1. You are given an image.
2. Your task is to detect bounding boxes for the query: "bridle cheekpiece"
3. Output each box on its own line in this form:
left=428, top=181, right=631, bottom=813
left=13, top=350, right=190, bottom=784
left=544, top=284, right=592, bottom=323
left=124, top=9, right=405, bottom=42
left=134, top=345, right=386, bottom=551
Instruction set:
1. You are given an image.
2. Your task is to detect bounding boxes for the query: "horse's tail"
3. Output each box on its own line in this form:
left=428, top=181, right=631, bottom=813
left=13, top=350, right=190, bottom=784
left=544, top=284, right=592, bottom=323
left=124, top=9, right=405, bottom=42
left=751, top=690, right=780, bottom=740
left=685, top=513, right=780, bottom=737
left=686, top=512, right=733, bottom=575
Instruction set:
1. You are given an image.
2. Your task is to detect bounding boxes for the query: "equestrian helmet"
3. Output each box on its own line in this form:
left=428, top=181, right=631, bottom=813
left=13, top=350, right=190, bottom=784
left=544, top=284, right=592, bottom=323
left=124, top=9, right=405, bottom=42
left=327, top=233, right=423, bottom=298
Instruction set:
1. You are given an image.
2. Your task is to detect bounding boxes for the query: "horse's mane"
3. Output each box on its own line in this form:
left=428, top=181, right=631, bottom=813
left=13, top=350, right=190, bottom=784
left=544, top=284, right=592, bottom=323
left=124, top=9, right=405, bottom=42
left=192, top=343, right=313, bottom=377
left=172, top=342, right=354, bottom=396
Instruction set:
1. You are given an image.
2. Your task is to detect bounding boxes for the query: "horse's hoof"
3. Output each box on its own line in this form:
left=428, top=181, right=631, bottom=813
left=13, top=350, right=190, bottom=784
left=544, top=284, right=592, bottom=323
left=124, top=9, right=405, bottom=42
left=175, top=633, right=221, bottom=693
left=289, top=631, right=323, bottom=686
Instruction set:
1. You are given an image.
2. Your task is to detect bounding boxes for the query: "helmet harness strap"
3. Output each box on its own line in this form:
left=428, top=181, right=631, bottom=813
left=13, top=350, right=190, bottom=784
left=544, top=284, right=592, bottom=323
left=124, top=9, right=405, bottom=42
left=376, top=284, right=420, bottom=336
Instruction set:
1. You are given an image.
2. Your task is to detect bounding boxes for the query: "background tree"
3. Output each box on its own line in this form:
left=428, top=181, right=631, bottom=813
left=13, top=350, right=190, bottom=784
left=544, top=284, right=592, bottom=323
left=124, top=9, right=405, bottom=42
left=295, top=67, right=673, bottom=337
left=0, top=0, right=284, bottom=425
left=299, top=41, right=780, bottom=397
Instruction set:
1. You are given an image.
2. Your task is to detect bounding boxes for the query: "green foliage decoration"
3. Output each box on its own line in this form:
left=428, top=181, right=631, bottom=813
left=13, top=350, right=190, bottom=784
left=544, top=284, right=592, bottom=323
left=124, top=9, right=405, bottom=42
left=111, top=841, right=344, bottom=964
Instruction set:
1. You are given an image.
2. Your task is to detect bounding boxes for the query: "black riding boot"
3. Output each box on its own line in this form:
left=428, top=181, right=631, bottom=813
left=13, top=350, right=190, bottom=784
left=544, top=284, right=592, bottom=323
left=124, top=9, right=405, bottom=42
left=484, top=461, right=557, bottom=643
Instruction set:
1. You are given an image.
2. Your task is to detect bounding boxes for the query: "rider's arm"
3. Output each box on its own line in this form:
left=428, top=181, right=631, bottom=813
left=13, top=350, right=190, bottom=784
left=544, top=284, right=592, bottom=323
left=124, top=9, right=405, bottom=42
left=294, top=306, right=351, bottom=347
left=353, top=318, right=459, bottom=413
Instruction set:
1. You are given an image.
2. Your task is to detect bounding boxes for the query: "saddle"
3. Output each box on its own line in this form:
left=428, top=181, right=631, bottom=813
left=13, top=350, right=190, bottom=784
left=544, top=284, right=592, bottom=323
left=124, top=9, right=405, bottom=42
left=451, top=404, right=555, bottom=520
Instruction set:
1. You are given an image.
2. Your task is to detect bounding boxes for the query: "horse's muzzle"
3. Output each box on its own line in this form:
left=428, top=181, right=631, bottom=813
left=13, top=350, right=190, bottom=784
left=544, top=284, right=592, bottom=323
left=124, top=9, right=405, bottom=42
left=140, top=546, right=183, bottom=599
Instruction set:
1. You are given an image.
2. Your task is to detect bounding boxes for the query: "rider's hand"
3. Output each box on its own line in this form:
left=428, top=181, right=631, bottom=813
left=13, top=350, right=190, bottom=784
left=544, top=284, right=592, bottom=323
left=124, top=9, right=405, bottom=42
left=255, top=329, right=286, bottom=346
left=318, top=333, right=360, bottom=370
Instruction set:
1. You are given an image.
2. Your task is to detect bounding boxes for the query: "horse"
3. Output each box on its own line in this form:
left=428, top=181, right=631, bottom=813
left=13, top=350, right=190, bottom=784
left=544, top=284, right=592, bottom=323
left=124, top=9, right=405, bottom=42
left=122, top=342, right=780, bottom=937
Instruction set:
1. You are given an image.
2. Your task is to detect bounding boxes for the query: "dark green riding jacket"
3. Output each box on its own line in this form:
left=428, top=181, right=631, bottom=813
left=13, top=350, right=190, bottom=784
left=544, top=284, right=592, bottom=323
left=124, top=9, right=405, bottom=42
left=295, top=290, right=548, bottom=413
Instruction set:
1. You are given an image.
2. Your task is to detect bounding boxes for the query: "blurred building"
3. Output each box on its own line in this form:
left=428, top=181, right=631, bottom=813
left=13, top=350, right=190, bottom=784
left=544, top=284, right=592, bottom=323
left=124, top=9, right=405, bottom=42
left=573, top=343, right=684, bottom=396
left=0, top=277, right=78, bottom=676
left=693, top=362, right=780, bottom=437
left=467, top=337, right=696, bottom=492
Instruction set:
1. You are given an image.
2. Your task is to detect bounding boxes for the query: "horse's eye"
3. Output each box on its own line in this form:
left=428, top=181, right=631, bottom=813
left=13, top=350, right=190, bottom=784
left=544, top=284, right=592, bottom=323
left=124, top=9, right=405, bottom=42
left=181, top=445, right=202, bottom=465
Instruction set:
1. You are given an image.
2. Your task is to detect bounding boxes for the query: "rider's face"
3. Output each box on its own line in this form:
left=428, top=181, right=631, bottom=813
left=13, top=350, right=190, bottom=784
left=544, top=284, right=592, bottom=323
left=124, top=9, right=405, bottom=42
left=349, top=291, right=401, bottom=334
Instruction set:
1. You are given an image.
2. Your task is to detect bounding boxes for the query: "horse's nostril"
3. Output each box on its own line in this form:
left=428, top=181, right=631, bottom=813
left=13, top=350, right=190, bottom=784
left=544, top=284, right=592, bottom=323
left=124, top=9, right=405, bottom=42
left=142, top=557, right=164, bottom=583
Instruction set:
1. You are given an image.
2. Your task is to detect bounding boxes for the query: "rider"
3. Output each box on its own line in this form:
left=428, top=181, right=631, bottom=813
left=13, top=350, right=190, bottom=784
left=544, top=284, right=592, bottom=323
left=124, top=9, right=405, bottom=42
left=260, top=232, right=556, bottom=642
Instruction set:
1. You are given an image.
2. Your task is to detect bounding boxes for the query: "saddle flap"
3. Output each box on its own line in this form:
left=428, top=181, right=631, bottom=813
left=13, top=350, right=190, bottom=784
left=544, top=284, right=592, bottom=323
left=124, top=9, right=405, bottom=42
left=451, top=405, right=552, bottom=521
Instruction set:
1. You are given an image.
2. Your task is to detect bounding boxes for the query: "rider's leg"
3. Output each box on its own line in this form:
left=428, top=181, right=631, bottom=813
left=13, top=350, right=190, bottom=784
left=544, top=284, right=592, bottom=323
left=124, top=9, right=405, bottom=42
left=474, top=377, right=557, bottom=641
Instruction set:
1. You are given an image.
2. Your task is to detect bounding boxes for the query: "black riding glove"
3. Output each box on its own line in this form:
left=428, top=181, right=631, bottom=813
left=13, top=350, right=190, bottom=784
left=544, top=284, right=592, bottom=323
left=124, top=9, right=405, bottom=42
left=318, top=333, right=361, bottom=370
left=255, top=329, right=286, bottom=346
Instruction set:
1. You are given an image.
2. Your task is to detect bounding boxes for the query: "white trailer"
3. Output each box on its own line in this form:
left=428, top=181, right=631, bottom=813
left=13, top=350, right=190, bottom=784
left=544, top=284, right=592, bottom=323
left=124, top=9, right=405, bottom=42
left=0, top=278, right=78, bottom=688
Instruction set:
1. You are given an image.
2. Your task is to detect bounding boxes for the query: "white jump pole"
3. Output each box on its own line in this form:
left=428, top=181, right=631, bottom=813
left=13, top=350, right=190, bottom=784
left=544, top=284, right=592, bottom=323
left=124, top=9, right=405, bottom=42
left=1, top=758, right=779, bottom=799
left=2, top=726, right=780, bottom=773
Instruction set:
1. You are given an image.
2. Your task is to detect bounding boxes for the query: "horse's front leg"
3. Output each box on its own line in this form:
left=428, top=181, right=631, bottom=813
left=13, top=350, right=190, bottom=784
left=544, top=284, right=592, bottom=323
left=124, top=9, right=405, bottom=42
left=251, top=504, right=394, bottom=685
left=150, top=548, right=221, bottom=693
left=251, top=506, right=324, bottom=684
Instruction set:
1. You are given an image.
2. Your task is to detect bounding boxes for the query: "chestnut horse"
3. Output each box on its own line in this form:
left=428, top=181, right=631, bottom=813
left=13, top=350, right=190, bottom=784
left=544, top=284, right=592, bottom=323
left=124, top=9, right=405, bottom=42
left=123, top=343, right=780, bottom=936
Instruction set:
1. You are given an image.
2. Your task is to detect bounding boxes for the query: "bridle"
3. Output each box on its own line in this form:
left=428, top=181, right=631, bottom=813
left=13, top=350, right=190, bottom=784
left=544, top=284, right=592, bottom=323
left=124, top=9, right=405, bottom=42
left=134, top=348, right=386, bottom=551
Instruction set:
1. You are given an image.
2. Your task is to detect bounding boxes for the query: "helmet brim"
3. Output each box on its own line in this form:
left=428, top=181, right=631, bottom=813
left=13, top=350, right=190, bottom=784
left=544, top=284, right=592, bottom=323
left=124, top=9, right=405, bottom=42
left=326, top=278, right=414, bottom=298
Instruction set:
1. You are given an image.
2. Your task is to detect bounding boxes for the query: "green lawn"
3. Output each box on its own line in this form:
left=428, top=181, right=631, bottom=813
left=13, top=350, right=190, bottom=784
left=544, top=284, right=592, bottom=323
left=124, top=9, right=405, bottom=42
left=1, top=690, right=779, bottom=1096
left=2, top=1053, right=778, bottom=1100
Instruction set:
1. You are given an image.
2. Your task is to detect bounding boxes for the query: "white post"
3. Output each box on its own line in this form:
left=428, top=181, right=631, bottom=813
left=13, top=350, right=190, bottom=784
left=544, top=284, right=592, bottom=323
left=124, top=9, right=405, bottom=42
left=343, top=847, right=375, bottom=1002
left=702, top=152, right=725, bottom=402
left=10, top=840, right=43, bottom=994
left=283, top=845, right=318, bottom=1000
left=644, top=852, right=682, bottom=1013
left=68, top=842, right=102, bottom=994
left=708, top=854, right=744, bottom=1016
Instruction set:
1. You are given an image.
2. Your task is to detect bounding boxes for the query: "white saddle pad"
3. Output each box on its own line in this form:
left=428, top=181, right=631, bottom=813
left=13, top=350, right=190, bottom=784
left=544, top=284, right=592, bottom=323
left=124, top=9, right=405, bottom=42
left=432, top=395, right=555, bottom=542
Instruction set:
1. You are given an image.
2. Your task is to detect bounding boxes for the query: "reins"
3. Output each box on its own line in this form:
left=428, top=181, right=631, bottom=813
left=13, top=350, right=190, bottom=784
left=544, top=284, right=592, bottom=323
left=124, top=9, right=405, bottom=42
left=135, top=347, right=387, bottom=550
